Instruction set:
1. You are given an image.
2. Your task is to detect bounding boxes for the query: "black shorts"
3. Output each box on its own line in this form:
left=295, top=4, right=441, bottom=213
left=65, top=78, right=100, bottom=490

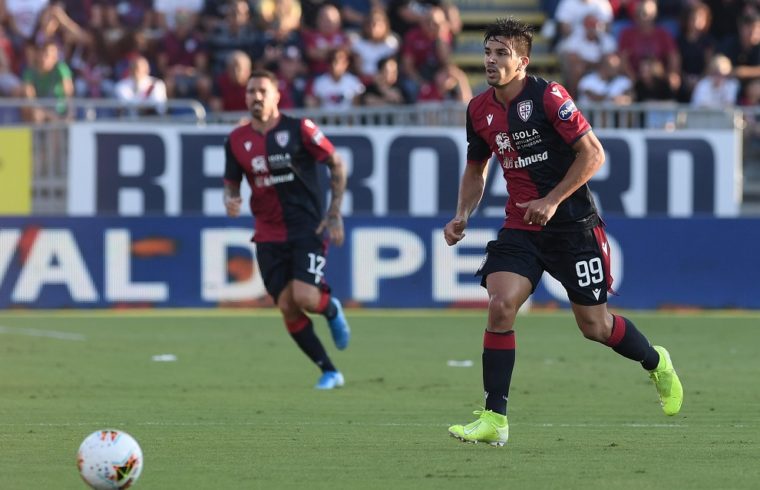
left=255, top=235, right=330, bottom=302
left=476, top=224, right=614, bottom=306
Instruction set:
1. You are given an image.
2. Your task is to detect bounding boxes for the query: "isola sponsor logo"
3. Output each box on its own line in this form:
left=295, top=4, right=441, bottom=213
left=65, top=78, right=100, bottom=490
left=502, top=150, right=549, bottom=169
left=558, top=99, right=577, bottom=121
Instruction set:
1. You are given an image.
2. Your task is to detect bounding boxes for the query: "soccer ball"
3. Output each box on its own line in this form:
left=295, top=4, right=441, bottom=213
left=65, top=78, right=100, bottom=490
left=77, top=429, right=143, bottom=489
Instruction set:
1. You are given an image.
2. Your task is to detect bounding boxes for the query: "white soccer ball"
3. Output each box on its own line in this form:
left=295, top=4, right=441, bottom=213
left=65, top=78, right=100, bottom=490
left=77, top=429, right=143, bottom=489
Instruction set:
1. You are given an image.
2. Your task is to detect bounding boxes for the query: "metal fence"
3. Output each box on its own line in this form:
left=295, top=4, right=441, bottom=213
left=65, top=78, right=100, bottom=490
left=1, top=98, right=758, bottom=215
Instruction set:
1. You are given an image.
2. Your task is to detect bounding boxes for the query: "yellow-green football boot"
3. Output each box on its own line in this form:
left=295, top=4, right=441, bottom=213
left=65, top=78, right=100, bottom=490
left=649, top=346, right=683, bottom=416
left=448, top=409, right=508, bottom=447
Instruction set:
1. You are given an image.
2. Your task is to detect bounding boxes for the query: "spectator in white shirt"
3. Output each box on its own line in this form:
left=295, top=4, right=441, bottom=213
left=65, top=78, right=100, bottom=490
left=690, top=54, right=739, bottom=108
left=558, top=13, right=617, bottom=96
left=306, top=47, right=365, bottom=109
left=577, top=53, right=633, bottom=107
left=114, top=55, right=167, bottom=115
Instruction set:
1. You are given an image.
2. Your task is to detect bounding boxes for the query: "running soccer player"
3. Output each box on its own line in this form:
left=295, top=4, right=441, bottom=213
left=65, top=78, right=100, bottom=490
left=223, top=69, right=351, bottom=390
left=443, top=18, right=683, bottom=446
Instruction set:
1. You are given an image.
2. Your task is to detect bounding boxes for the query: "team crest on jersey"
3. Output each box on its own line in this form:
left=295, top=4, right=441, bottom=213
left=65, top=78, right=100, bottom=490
left=517, top=100, right=532, bottom=122
left=495, top=132, right=514, bottom=155
left=243, top=141, right=252, bottom=152
left=275, top=130, right=289, bottom=147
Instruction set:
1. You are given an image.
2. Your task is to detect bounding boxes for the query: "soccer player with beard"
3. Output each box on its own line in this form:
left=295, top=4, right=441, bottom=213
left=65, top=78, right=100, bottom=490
left=223, top=69, right=350, bottom=390
left=444, top=18, right=683, bottom=446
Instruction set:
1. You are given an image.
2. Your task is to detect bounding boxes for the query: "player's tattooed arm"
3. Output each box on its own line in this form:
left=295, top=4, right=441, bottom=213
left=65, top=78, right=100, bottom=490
left=223, top=181, right=242, bottom=217
left=317, top=152, right=347, bottom=246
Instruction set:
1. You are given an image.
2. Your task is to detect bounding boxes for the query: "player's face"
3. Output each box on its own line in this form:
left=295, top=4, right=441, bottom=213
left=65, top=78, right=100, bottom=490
left=483, top=37, right=527, bottom=88
left=246, top=76, right=280, bottom=121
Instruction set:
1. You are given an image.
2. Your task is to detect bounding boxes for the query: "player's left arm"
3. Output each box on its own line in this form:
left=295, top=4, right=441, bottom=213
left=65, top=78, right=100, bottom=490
left=518, top=131, right=605, bottom=226
left=316, top=151, right=347, bottom=246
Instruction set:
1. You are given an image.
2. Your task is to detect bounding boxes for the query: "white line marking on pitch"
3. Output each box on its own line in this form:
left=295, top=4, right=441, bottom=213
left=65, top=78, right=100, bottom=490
left=0, top=325, right=86, bottom=341
left=1, top=421, right=746, bottom=429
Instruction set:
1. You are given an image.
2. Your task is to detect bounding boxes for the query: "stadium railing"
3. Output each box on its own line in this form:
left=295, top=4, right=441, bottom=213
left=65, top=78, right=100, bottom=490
left=0, top=99, right=757, bottom=214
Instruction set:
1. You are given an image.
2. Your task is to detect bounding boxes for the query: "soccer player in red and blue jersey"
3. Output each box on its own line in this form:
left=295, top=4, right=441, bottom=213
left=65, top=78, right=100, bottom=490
left=223, top=69, right=350, bottom=390
left=444, top=18, right=683, bottom=445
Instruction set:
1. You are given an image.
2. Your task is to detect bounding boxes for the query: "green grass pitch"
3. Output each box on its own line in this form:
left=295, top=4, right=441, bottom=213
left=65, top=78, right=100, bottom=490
left=1, top=309, right=758, bottom=489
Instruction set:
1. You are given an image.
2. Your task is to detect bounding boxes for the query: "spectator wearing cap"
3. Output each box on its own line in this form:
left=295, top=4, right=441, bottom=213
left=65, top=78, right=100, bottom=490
left=552, top=0, right=612, bottom=44
left=305, top=46, right=364, bottom=109
left=113, top=54, right=167, bottom=115
left=210, top=50, right=251, bottom=112
left=276, top=44, right=309, bottom=109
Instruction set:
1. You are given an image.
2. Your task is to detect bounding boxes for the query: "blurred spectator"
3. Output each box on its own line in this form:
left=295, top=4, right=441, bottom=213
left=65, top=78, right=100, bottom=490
left=0, top=0, right=49, bottom=43
left=210, top=50, right=251, bottom=112
left=21, top=40, right=73, bottom=121
left=305, top=46, right=364, bottom=108
left=256, top=0, right=303, bottom=71
left=387, top=0, right=461, bottom=39
left=113, top=54, right=167, bottom=114
left=557, top=13, right=617, bottom=97
left=360, top=55, right=409, bottom=105
left=553, top=0, right=613, bottom=42
left=676, top=2, right=715, bottom=102
left=157, top=11, right=210, bottom=103
left=718, top=13, right=760, bottom=94
left=341, top=0, right=382, bottom=31
left=577, top=52, right=633, bottom=106
left=0, top=26, right=21, bottom=96
left=90, top=0, right=155, bottom=32
left=349, top=8, right=400, bottom=82
left=275, top=44, right=308, bottom=109
left=704, top=0, right=746, bottom=44
left=739, top=78, right=760, bottom=178
left=206, top=0, right=259, bottom=76
left=690, top=54, right=739, bottom=107
left=70, top=34, right=115, bottom=98
left=416, top=62, right=471, bottom=102
left=201, top=0, right=253, bottom=33
left=618, top=0, right=681, bottom=93
left=634, top=56, right=674, bottom=101
left=153, top=0, right=203, bottom=31
left=300, top=0, right=340, bottom=30
left=302, top=3, right=350, bottom=75
left=400, top=5, right=452, bottom=101
left=33, top=4, right=90, bottom=57
left=634, top=56, right=676, bottom=127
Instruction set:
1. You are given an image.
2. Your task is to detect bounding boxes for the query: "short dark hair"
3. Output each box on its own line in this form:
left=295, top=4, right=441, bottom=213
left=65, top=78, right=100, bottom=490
left=483, top=17, right=533, bottom=57
left=248, top=69, right=278, bottom=84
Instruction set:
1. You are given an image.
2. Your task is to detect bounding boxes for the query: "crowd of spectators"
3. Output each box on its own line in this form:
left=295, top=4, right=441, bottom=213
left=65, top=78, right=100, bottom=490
left=0, top=0, right=471, bottom=120
left=1, top=0, right=758, bottom=122
left=544, top=0, right=760, bottom=112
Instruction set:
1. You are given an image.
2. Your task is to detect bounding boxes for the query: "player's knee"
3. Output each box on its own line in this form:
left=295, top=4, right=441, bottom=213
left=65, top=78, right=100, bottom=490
left=487, top=295, right=519, bottom=329
left=577, top=319, right=610, bottom=343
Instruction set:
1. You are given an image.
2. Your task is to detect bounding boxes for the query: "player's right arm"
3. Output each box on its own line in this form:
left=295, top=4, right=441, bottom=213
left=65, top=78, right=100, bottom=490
left=445, top=103, right=492, bottom=246
left=223, top=137, right=243, bottom=217
left=444, top=159, right=489, bottom=246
